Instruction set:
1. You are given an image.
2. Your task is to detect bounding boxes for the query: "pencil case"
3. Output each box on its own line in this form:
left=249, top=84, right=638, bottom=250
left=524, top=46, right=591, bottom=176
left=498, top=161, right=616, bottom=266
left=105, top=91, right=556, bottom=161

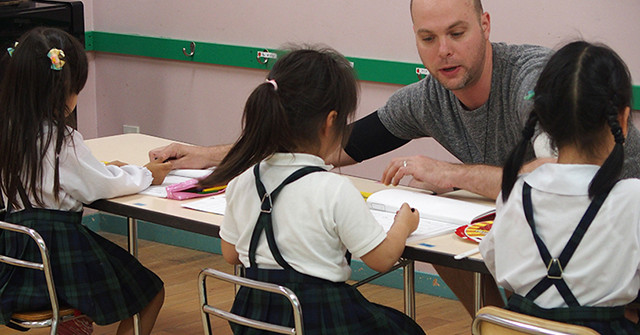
left=165, top=178, right=225, bottom=200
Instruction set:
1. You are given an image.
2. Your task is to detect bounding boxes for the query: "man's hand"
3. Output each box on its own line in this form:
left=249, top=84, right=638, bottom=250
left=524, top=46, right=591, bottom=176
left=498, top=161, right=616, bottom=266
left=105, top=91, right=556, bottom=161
left=148, top=143, right=231, bottom=169
left=382, top=155, right=456, bottom=191
left=381, top=155, right=503, bottom=200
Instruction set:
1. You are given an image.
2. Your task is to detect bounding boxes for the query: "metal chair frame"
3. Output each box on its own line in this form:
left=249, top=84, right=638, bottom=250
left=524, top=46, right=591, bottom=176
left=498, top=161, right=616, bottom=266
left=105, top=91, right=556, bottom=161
left=0, top=220, right=84, bottom=334
left=199, top=267, right=304, bottom=335
left=472, top=306, right=600, bottom=335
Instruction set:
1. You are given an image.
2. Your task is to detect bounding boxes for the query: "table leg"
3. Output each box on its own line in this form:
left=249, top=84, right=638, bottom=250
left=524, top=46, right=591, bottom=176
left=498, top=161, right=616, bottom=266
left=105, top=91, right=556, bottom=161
left=474, top=272, right=483, bottom=315
left=127, top=217, right=138, bottom=258
left=403, top=260, right=416, bottom=319
left=127, top=217, right=141, bottom=334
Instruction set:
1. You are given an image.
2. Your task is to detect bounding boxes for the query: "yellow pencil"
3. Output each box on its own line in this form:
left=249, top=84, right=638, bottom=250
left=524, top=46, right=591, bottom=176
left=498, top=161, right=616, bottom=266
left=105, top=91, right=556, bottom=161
left=201, top=185, right=226, bottom=193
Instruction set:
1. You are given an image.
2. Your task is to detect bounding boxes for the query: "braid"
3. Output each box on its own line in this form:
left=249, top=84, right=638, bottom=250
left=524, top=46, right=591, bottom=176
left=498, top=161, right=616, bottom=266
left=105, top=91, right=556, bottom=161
left=606, top=110, right=625, bottom=145
left=589, top=101, right=625, bottom=197
left=501, top=111, right=538, bottom=201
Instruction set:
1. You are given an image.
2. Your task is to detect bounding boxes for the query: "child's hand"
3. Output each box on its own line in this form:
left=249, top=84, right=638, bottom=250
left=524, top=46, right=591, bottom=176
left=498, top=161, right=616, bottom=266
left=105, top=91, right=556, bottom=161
left=105, top=160, right=127, bottom=167
left=143, top=162, right=172, bottom=185
left=394, top=203, right=419, bottom=236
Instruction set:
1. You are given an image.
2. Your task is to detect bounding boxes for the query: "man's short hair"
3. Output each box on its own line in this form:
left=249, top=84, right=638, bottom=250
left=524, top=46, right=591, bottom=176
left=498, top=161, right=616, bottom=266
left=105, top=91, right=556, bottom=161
left=410, top=0, right=484, bottom=17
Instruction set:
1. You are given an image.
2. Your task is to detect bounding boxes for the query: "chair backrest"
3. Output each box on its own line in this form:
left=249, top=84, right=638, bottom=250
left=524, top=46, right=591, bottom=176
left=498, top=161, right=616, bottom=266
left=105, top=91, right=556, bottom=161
left=0, top=220, right=65, bottom=334
left=198, top=267, right=304, bottom=335
left=472, top=306, right=600, bottom=335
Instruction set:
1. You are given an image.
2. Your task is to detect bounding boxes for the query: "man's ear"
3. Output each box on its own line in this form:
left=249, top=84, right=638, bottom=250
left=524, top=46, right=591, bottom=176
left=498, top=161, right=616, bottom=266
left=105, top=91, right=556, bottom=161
left=481, top=12, right=491, bottom=40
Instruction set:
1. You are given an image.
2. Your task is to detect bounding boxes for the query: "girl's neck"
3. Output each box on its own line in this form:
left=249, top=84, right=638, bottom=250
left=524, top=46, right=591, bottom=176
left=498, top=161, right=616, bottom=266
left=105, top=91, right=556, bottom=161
left=556, top=144, right=612, bottom=166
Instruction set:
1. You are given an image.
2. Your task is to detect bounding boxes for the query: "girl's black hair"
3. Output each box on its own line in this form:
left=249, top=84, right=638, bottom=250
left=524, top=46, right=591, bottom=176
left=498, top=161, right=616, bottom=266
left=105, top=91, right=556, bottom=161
left=502, top=41, right=631, bottom=201
left=0, top=27, right=88, bottom=208
left=199, top=45, right=359, bottom=187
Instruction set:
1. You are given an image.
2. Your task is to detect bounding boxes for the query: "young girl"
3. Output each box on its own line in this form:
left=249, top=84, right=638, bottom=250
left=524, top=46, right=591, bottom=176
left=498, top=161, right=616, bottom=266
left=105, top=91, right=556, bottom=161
left=479, top=41, right=640, bottom=334
left=199, top=47, right=425, bottom=334
left=0, top=27, right=171, bottom=335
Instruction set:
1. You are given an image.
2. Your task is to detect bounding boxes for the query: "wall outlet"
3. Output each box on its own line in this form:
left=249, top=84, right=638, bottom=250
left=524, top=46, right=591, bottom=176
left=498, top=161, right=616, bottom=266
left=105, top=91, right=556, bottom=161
left=123, top=125, right=140, bottom=134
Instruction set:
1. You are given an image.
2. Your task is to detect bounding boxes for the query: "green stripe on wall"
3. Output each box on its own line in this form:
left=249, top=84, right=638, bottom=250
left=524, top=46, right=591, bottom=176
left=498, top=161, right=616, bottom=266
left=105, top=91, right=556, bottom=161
left=85, top=31, right=640, bottom=109
left=85, top=31, right=426, bottom=86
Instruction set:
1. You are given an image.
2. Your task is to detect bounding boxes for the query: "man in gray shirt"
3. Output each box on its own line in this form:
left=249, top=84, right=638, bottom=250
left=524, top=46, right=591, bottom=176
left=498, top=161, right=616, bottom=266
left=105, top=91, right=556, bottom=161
left=332, top=0, right=640, bottom=316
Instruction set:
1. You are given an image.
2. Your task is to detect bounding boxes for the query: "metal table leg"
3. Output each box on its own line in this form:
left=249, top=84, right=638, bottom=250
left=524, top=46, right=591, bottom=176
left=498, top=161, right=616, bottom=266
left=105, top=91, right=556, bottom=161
left=127, top=217, right=141, bottom=335
left=474, top=272, right=483, bottom=315
left=127, top=217, right=138, bottom=258
left=403, top=260, right=416, bottom=319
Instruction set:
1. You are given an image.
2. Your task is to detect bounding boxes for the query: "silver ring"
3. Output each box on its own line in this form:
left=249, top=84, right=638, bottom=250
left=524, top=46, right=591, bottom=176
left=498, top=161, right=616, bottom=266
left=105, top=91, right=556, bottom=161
left=403, top=160, right=407, bottom=168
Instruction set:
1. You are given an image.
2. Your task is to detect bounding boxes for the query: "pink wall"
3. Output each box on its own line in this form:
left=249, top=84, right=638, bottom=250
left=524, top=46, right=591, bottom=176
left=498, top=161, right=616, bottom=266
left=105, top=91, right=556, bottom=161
left=77, top=0, right=640, bottom=276
left=78, top=0, right=640, bottom=182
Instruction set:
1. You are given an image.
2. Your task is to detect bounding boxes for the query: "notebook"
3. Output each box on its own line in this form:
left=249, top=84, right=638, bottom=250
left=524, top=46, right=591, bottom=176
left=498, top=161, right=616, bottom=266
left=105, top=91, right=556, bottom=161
left=366, top=189, right=495, bottom=242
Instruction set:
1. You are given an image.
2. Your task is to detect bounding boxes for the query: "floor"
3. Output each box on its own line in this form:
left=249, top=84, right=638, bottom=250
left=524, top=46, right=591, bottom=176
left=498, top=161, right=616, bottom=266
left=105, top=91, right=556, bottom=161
left=1, top=232, right=472, bottom=334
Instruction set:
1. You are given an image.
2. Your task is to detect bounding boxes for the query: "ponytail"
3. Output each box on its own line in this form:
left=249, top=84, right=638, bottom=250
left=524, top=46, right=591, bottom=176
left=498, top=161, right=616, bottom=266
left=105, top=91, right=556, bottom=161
left=199, top=46, right=358, bottom=188
left=501, top=111, right=538, bottom=201
left=200, top=81, right=290, bottom=187
left=588, top=102, right=625, bottom=197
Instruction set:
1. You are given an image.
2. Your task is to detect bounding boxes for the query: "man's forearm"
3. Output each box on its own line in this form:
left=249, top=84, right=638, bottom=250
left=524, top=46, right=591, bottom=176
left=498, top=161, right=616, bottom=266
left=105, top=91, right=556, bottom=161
left=205, top=144, right=234, bottom=167
left=448, top=164, right=502, bottom=200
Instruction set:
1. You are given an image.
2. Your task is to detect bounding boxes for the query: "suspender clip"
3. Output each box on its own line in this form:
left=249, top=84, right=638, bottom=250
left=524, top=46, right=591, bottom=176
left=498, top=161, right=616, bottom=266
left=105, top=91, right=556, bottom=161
left=546, top=258, right=563, bottom=279
left=260, top=193, right=273, bottom=214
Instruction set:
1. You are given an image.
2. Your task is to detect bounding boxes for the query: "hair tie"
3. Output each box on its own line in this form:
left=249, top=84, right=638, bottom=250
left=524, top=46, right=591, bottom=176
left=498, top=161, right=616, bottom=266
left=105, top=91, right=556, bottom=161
left=524, top=90, right=535, bottom=100
left=265, top=79, right=278, bottom=91
left=7, top=42, right=18, bottom=57
left=607, top=103, right=625, bottom=145
left=47, top=48, right=66, bottom=71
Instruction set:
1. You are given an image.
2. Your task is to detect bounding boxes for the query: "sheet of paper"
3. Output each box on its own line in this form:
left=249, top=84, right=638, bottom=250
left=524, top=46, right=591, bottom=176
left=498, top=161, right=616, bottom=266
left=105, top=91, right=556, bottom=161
left=181, top=194, right=227, bottom=215
left=369, top=209, right=458, bottom=242
left=169, top=168, right=213, bottom=179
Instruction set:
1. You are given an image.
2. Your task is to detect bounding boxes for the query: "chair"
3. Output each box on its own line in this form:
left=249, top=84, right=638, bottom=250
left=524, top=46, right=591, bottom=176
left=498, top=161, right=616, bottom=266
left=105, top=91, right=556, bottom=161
left=198, top=267, right=304, bottom=335
left=0, top=220, right=85, bottom=334
left=472, top=306, right=600, bottom=335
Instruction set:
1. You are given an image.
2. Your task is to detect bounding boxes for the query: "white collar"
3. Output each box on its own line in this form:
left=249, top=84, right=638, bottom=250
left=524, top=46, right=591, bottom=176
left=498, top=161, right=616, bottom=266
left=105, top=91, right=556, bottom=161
left=264, top=152, right=333, bottom=170
left=523, top=163, right=600, bottom=196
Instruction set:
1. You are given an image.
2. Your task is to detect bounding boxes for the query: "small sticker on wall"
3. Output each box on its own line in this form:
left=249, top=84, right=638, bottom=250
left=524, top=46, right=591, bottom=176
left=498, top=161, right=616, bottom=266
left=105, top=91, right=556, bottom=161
left=257, top=51, right=278, bottom=59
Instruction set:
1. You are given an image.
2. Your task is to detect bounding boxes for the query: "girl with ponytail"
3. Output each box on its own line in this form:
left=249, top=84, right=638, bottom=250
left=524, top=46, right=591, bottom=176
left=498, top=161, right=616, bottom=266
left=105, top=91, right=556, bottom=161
left=480, top=41, right=640, bottom=334
left=212, top=46, right=425, bottom=334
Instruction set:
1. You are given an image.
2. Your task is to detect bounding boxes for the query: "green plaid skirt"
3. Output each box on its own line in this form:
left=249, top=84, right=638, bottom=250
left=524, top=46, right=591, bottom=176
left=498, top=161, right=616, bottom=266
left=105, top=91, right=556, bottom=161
left=0, top=208, right=163, bottom=325
left=230, top=268, right=425, bottom=335
left=508, top=294, right=640, bottom=334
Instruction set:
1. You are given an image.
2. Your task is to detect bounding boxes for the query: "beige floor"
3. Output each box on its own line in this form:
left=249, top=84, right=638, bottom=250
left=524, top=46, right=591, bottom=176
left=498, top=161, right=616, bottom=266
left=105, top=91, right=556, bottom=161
left=1, top=232, right=472, bottom=335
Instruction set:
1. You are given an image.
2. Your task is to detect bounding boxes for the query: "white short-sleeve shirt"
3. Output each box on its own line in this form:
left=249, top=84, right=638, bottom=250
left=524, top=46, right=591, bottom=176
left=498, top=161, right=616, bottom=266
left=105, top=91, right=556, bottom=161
left=220, top=153, right=387, bottom=282
left=480, top=163, right=640, bottom=308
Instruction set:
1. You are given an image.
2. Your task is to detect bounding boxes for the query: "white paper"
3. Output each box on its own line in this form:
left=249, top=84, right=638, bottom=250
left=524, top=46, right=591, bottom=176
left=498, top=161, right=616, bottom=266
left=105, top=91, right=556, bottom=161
left=181, top=194, right=227, bottom=215
left=369, top=209, right=459, bottom=242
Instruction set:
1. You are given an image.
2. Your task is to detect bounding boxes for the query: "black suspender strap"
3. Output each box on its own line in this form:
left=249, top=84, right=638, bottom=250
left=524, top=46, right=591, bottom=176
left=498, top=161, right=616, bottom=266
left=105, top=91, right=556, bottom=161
left=0, top=183, right=33, bottom=216
left=522, top=182, right=611, bottom=307
left=16, top=184, right=33, bottom=210
left=248, top=164, right=326, bottom=269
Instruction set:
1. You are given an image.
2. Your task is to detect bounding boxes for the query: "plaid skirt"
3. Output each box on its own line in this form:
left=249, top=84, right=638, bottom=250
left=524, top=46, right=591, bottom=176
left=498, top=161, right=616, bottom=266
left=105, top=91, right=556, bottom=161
left=230, top=268, right=425, bottom=335
left=0, top=208, right=163, bottom=325
left=508, top=294, right=640, bottom=334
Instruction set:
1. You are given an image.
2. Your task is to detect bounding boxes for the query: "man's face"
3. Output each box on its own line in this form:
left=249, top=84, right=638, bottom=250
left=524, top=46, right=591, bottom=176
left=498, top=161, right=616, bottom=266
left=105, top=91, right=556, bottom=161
left=412, top=0, right=490, bottom=92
